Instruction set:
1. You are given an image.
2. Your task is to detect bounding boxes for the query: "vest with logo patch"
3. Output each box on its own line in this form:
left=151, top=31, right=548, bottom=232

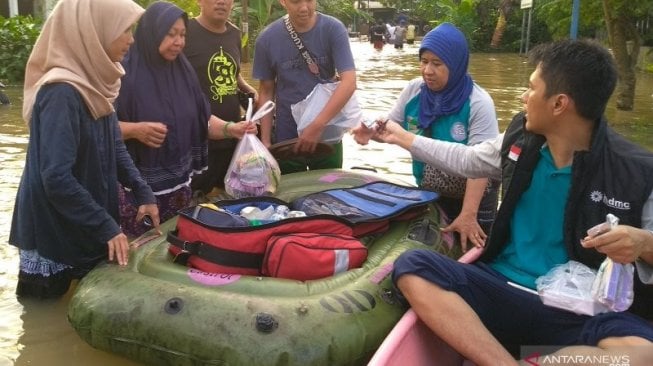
left=481, top=112, right=653, bottom=319
left=403, top=95, right=471, bottom=184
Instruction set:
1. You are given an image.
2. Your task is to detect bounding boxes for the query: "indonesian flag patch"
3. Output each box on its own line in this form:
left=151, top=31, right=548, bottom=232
left=508, top=144, right=522, bottom=161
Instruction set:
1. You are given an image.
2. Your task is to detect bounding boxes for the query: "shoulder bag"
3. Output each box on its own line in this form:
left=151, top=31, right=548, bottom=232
left=284, top=15, right=362, bottom=144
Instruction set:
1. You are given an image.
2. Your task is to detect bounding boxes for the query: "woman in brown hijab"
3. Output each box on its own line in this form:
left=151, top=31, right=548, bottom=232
left=9, top=0, right=160, bottom=299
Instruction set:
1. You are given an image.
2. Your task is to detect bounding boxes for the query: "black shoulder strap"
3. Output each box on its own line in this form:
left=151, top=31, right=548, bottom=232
left=167, top=230, right=263, bottom=270
left=283, top=15, right=320, bottom=76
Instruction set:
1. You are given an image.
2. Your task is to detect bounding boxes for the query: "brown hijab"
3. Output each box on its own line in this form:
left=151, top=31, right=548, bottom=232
left=22, top=0, right=144, bottom=123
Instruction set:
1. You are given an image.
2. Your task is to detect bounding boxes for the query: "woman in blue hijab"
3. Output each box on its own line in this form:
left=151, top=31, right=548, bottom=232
left=115, top=1, right=255, bottom=238
left=354, top=23, right=500, bottom=252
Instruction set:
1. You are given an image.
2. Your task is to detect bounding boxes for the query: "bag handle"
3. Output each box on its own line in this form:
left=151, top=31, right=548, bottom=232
left=283, top=15, right=320, bottom=77
left=167, top=230, right=263, bottom=270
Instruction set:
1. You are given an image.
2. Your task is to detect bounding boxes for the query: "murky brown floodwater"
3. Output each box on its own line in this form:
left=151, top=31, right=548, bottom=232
left=0, top=39, right=652, bottom=366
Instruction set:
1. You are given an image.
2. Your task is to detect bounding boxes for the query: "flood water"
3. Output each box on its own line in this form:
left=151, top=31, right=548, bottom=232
left=0, top=39, right=652, bottom=366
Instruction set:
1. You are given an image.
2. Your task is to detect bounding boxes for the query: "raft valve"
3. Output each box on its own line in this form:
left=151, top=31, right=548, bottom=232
left=164, top=297, right=184, bottom=314
left=255, top=313, right=278, bottom=333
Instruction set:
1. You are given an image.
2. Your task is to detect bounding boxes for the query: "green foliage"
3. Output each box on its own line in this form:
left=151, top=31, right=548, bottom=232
left=487, top=3, right=552, bottom=53
left=232, top=0, right=285, bottom=55
left=3, top=0, right=648, bottom=84
left=535, top=0, right=604, bottom=39
left=0, top=15, right=43, bottom=83
left=410, top=0, right=484, bottom=50
left=318, top=0, right=371, bottom=25
left=134, top=0, right=199, bottom=16
left=233, top=0, right=284, bottom=33
left=534, top=0, right=651, bottom=41
left=642, top=1, right=653, bottom=46
left=471, top=0, right=500, bottom=51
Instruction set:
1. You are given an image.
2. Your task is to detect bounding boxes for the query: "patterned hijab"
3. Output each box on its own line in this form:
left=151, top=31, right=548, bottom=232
left=418, top=23, right=474, bottom=129
left=115, top=1, right=209, bottom=193
left=22, top=0, right=144, bottom=123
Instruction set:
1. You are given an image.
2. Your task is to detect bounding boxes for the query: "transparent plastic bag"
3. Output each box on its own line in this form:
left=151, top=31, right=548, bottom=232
left=292, top=193, right=370, bottom=220
left=224, top=134, right=281, bottom=198
left=535, top=213, right=635, bottom=315
left=291, top=82, right=363, bottom=144
left=587, top=214, right=634, bottom=312
left=590, top=258, right=634, bottom=312
left=535, top=260, right=609, bottom=316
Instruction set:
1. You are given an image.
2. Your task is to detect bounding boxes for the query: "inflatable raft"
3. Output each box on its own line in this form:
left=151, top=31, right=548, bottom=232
left=68, top=169, right=461, bottom=365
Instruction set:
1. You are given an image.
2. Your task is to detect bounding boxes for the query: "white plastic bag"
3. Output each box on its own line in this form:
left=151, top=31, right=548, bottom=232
left=224, top=134, right=281, bottom=198
left=291, top=82, right=363, bottom=144
left=535, top=213, right=635, bottom=315
left=535, top=260, right=609, bottom=316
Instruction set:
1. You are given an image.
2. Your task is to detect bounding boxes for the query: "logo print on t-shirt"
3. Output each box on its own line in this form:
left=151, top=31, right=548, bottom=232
left=207, top=47, right=237, bottom=103
left=450, top=122, right=467, bottom=142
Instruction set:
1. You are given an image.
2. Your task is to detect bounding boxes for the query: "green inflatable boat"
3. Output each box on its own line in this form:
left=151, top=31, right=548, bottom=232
left=68, top=169, right=460, bottom=365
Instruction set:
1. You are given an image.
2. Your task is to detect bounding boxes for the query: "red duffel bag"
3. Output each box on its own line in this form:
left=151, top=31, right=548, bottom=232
left=168, top=182, right=438, bottom=276
left=168, top=203, right=356, bottom=275
left=262, top=233, right=367, bottom=281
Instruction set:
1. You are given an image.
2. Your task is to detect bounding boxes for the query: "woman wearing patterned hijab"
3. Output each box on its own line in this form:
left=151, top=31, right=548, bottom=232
left=115, top=1, right=256, bottom=238
left=10, top=0, right=159, bottom=299
left=354, top=23, right=500, bottom=252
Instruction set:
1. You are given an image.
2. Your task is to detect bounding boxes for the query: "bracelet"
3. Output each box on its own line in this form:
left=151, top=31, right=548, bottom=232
left=223, top=121, right=233, bottom=138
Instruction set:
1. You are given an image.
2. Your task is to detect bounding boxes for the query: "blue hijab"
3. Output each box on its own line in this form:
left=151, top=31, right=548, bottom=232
left=418, top=23, right=474, bottom=129
left=115, top=1, right=209, bottom=193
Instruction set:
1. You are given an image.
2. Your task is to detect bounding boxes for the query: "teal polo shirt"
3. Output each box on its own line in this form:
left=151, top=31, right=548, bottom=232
left=489, top=146, right=571, bottom=289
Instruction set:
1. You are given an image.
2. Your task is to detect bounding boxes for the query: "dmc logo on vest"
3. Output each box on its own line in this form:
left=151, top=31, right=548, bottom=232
left=590, top=190, right=631, bottom=210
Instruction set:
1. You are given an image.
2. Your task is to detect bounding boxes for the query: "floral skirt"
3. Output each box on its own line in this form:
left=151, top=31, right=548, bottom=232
left=16, top=249, right=78, bottom=299
left=118, top=184, right=192, bottom=238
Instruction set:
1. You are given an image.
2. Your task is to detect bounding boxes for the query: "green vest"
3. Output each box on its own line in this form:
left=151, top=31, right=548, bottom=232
left=403, top=94, right=471, bottom=184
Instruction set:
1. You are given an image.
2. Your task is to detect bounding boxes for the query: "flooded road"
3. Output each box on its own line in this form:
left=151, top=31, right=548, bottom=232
left=0, top=39, right=652, bottom=366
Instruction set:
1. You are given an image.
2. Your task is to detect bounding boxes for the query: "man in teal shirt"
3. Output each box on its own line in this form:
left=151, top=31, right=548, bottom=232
left=365, top=39, right=653, bottom=364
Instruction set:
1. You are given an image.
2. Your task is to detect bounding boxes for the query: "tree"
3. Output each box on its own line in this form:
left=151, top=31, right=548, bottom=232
left=232, top=0, right=284, bottom=45
left=318, top=0, right=369, bottom=26
left=536, top=0, right=650, bottom=111
left=405, top=0, right=505, bottom=51
left=406, top=0, right=479, bottom=43
left=490, top=0, right=517, bottom=48
left=602, top=0, right=650, bottom=110
left=0, top=15, right=42, bottom=82
left=134, top=0, right=199, bottom=15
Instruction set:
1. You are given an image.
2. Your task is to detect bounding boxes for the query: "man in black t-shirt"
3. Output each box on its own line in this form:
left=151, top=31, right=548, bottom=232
left=185, top=0, right=258, bottom=196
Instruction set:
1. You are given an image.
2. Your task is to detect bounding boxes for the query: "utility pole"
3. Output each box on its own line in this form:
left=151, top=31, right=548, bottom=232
left=570, top=0, right=580, bottom=39
left=519, top=0, right=533, bottom=56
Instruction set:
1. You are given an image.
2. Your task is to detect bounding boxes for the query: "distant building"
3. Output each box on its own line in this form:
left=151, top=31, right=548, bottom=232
left=354, top=1, right=395, bottom=23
